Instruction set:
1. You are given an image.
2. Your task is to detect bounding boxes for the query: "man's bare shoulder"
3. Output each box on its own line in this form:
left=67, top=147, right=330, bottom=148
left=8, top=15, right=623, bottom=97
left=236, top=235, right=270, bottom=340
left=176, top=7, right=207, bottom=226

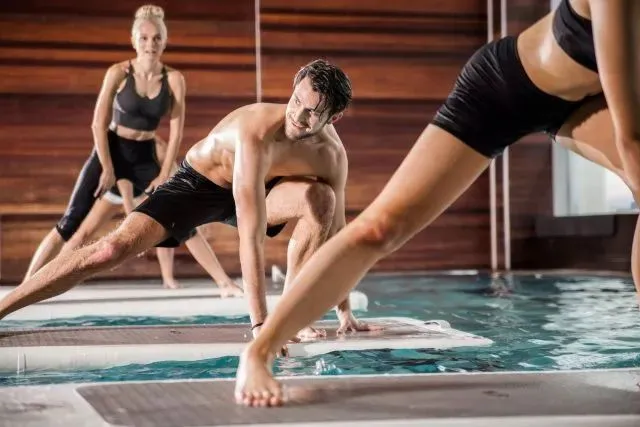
left=323, top=125, right=348, bottom=161
left=235, top=103, right=287, bottom=141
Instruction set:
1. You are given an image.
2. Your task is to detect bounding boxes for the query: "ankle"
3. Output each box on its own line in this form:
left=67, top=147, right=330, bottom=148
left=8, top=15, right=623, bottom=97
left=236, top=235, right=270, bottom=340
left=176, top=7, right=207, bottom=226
left=246, top=338, right=272, bottom=363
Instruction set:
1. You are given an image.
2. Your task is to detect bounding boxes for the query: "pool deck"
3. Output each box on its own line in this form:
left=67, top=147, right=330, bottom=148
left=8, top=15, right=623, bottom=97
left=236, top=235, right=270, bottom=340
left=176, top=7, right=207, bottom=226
left=0, top=368, right=638, bottom=426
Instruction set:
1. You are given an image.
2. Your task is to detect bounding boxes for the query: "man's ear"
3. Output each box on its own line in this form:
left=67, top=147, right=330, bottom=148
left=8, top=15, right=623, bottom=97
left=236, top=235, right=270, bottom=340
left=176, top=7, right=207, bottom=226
left=329, top=112, right=344, bottom=124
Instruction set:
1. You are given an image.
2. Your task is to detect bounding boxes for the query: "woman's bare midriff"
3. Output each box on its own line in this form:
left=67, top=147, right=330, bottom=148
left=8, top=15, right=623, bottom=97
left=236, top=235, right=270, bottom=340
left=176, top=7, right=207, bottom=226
left=109, top=123, right=157, bottom=141
left=516, top=13, right=602, bottom=102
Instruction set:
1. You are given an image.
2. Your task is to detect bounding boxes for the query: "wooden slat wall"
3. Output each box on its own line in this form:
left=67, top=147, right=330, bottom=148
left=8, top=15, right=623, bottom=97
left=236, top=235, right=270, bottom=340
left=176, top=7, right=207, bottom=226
left=2, top=0, right=631, bottom=284
left=26, top=1, right=635, bottom=283
left=0, top=0, right=491, bottom=284
left=0, top=1, right=258, bottom=283
left=260, top=0, right=490, bottom=272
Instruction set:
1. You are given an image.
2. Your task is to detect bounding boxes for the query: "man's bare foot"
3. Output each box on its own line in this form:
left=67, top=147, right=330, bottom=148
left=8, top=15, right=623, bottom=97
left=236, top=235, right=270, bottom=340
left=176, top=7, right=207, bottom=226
left=220, top=281, right=244, bottom=298
left=295, top=326, right=326, bottom=341
left=162, top=279, right=181, bottom=289
left=235, top=345, right=285, bottom=407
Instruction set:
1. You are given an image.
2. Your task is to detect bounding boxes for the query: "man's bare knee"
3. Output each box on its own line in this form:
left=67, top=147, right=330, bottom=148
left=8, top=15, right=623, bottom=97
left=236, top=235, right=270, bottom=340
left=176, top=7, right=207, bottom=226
left=86, top=235, right=133, bottom=267
left=304, top=182, right=336, bottom=226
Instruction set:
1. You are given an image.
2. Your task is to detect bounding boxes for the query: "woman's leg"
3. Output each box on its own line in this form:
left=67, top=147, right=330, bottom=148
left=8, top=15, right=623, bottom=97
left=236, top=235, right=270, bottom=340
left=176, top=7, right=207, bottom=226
left=235, top=124, right=492, bottom=407
left=118, top=173, right=180, bottom=289
left=554, top=96, right=640, bottom=291
left=183, top=229, right=243, bottom=296
left=24, top=151, right=103, bottom=280
left=60, top=196, right=121, bottom=254
left=142, top=136, right=182, bottom=288
left=23, top=228, right=65, bottom=281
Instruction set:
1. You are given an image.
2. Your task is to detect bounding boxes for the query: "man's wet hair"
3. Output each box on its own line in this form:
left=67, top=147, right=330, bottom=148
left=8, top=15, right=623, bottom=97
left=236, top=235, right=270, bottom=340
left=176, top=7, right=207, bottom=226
left=293, top=59, right=352, bottom=116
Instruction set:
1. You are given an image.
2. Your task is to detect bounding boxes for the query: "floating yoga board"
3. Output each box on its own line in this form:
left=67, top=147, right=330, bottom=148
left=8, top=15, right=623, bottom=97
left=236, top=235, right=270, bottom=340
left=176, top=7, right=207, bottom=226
left=0, top=317, right=492, bottom=372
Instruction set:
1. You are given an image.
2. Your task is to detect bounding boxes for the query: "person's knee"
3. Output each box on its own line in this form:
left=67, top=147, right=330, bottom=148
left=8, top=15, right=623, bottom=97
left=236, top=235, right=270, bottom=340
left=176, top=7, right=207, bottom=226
left=87, top=234, right=133, bottom=266
left=304, top=181, right=336, bottom=227
left=66, top=228, right=92, bottom=249
left=351, top=211, right=407, bottom=254
left=56, top=218, right=81, bottom=242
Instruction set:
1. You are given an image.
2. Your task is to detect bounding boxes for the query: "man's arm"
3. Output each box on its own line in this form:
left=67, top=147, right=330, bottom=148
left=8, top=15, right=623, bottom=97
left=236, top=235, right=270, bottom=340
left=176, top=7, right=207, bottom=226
left=232, top=133, right=269, bottom=334
left=326, top=145, right=352, bottom=315
left=328, top=145, right=348, bottom=238
left=589, top=0, right=640, bottom=192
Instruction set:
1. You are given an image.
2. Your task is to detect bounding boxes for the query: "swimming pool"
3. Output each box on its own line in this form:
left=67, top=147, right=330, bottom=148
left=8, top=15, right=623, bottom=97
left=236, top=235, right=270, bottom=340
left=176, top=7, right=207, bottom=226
left=1, top=272, right=638, bottom=387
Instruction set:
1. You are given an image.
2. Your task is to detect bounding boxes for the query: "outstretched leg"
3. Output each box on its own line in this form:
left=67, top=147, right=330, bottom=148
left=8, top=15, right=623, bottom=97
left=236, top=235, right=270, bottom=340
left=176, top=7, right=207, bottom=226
left=264, top=178, right=336, bottom=340
left=24, top=151, right=103, bottom=280
left=0, top=213, right=168, bottom=320
left=184, top=228, right=244, bottom=297
left=23, top=228, right=64, bottom=281
left=235, top=125, right=492, bottom=407
left=25, top=193, right=122, bottom=281
left=60, top=196, right=121, bottom=255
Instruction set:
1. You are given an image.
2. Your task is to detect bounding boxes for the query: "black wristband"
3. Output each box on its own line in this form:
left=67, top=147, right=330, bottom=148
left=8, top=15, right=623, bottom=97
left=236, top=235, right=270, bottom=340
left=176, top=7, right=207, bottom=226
left=251, top=322, right=264, bottom=331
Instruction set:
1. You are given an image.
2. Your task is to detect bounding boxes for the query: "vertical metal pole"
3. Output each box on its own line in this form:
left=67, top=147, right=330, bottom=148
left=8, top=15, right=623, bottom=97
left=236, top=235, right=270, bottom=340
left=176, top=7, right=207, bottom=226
left=254, top=0, right=262, bottom=102
left=500, top=0, right=511, bottom=271
left=487, top=0, right=498, bottom=272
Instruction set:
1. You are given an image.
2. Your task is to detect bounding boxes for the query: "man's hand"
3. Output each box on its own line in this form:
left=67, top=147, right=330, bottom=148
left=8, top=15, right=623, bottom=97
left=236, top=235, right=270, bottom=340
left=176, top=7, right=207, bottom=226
left=145, top=173, right=170, bottom=196
left=336, top=311, right=384, bottom=335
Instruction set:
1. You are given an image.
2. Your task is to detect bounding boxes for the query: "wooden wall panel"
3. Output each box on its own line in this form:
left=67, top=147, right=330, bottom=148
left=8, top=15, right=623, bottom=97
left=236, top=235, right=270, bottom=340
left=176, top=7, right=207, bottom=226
left=0, top=1, right=254, bottom=19
left=9, top=0, right=619, bottom=283
left=260, top=0, right=490, bottom=272
left=0, top=1, right=257, bottom=283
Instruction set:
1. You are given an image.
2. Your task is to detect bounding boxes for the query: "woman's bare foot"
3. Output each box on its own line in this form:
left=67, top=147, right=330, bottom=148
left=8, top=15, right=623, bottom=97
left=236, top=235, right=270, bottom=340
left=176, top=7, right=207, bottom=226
left=163, top=279, right=181, bottom=289
left=220, top=281, right=244, bottom=298
left=235, top=345, right=285, bottom=407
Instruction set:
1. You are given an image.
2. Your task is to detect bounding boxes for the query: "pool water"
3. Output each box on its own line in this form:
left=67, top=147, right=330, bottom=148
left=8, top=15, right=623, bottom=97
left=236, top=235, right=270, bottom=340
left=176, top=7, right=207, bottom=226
left=1, top=273, right=639, bottom=387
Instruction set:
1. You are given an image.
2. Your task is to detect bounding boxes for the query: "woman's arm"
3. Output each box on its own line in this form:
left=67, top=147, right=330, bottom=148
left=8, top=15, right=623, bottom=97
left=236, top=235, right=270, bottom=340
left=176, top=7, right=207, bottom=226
left=90, top=63, right=126, bottom=197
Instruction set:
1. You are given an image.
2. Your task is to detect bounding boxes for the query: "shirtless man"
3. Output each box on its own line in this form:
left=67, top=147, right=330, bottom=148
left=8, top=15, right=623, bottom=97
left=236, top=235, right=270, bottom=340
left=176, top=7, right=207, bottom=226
left=0, top=59, right=373, bottom=337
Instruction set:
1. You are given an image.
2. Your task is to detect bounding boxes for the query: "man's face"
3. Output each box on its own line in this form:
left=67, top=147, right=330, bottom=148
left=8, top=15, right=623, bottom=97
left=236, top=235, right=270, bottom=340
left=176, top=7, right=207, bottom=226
left=284, top=77, right=333, bottom=140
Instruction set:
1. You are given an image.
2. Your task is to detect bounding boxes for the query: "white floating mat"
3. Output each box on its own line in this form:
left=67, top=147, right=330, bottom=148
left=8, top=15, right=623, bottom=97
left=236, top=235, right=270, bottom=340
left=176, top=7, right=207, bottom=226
left=0, top=283, right=368, bottom=320
left=0, top=317, right=492, bottom=372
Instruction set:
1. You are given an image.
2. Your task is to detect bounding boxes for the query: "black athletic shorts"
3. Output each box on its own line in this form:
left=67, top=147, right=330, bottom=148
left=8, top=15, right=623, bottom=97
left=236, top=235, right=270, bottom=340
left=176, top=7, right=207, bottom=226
left=134, top=160, right=286, bottom=247
left=56, top=130, right=159, bottom=240
left=431, top=35, right=598, bottom=158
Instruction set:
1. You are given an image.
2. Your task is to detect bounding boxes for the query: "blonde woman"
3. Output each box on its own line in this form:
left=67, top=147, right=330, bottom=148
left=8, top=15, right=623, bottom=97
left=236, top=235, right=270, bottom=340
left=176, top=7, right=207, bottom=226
left=25, top=5, right=241, bottom=295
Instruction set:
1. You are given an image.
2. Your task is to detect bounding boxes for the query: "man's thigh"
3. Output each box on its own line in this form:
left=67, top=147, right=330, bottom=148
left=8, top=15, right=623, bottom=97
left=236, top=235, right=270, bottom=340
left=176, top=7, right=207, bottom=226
left=265, top=177, right=319, bottom=226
